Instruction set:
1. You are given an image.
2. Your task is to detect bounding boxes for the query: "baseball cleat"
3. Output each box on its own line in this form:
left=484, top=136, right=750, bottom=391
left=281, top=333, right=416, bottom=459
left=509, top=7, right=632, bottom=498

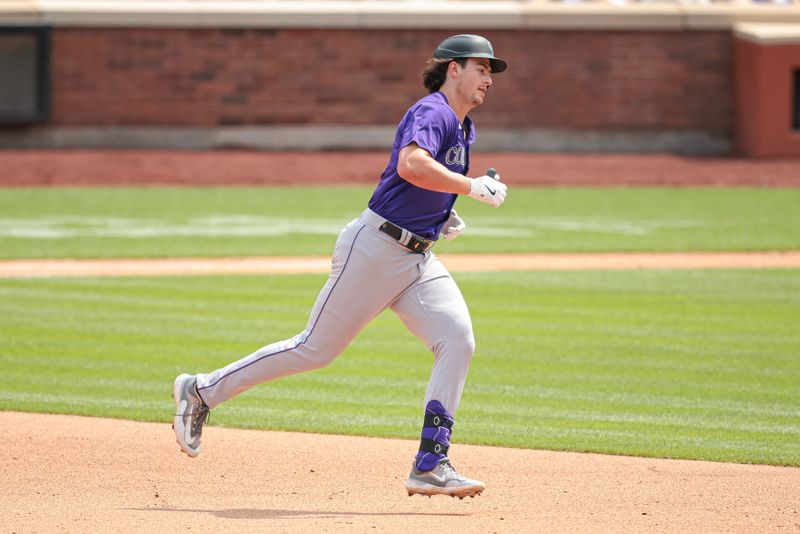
left=404, top=457, right=485, bottom=499
left=172, top=373, right=210, bottom=458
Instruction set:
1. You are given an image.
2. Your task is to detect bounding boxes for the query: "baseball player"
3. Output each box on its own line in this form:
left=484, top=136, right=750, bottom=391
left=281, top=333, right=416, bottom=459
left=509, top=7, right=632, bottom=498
left=173, top=34, right=508, bottom=499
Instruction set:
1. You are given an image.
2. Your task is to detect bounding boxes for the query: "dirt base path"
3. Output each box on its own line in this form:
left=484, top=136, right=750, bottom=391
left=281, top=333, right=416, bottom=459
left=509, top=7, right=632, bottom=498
left=2, top=411, right=798, bottom=533
left=2, top=251, right=800, bottom=278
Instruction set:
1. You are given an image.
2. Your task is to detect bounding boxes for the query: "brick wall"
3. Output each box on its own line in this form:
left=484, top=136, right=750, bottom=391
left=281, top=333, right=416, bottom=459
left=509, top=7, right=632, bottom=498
left=51, top=28, right=732, bottom=135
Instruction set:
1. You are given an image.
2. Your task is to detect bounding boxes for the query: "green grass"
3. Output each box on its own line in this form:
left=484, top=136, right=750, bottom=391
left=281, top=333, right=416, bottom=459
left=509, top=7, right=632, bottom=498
left=1, top=186, right=799, bottom=258
left=2, top=184, right=799, bottom=465
left=1, top=270, right=798, bottom=466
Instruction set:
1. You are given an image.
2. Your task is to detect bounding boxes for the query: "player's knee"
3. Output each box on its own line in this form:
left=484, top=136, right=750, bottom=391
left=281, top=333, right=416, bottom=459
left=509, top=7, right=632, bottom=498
left=293, top=330, right=351, bottom=371
left=455, top=321, right=476, bottom=356
left=301, top=349, right=340, bottom=371
left=300, top=342, right=346, bottom=371
left=437, top=327, right=475, bottom=362
left=461, top=332, right=476, bottom=361
left=306, top=358, right=333, bottom=371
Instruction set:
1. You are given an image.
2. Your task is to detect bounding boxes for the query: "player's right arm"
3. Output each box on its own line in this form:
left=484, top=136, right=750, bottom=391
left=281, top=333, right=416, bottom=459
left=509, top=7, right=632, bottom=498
left=397, top=144, right=507, bottom=208
left=397, top=143, right=471, bottom=194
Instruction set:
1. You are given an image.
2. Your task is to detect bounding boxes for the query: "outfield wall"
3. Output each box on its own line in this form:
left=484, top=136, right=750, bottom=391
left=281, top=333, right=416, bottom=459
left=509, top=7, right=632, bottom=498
left=1, top=2, right=799, bottom=155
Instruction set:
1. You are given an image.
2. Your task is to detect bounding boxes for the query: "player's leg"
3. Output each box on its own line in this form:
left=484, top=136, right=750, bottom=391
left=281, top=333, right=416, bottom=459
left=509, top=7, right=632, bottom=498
left=196, top=220, right=422, bottom=407
left=391, top=255, right=475, bottom=416
left=173, top=219, right=424, bottom=457
left=390, top=255, right=484, bottom=497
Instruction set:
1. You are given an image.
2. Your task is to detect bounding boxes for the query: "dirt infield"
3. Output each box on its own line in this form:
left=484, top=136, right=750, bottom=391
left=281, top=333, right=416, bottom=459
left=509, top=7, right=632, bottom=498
left=2, top=150, right=800, bottom=187
left=2, top=411, right=798, bottom=533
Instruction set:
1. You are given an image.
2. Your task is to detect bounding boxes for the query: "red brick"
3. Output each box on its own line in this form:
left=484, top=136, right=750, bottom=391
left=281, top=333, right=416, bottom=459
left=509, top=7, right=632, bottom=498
left=50, top=28, right=731, bottom=134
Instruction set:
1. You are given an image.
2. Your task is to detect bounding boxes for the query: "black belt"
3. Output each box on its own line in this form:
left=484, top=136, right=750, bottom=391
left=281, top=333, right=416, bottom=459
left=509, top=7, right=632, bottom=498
left=379, top=220, right=434, bottom=254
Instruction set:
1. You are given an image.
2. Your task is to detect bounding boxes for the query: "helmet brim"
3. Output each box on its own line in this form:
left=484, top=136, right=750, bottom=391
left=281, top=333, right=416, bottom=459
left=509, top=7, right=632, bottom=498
left=489, top=58, right=507, bottom=74
left=435, top=53, right=507, bottom=74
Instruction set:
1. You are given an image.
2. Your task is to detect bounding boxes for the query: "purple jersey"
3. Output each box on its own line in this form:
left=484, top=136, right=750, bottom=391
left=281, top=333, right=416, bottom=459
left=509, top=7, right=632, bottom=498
left=368, top=91, right=476, bottom=240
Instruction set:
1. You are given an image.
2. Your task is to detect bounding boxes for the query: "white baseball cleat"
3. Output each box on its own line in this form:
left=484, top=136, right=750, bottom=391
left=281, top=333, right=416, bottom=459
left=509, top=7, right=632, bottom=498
left=172, top=373, right=210, bottom=458
left=405, top=457, right=485, bottom=499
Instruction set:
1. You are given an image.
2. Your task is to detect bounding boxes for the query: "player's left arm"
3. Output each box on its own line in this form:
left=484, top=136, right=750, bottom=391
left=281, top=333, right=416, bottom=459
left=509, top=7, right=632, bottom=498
left=441, top=209, right=467, bottom=240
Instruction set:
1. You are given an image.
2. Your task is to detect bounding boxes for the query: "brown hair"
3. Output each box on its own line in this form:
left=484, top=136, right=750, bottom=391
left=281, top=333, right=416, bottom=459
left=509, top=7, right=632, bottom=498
left=422, top=57, right=467, bottom=93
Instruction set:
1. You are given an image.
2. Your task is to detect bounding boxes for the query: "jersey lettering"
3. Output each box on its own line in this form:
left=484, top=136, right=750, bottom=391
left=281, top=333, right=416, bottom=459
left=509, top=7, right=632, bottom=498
left=445, top=146, right=466, bottom=167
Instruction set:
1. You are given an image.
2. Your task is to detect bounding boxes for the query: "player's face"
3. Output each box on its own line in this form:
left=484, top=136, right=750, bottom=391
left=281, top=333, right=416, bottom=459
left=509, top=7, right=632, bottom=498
left=456, top=58, right=493, bottom=108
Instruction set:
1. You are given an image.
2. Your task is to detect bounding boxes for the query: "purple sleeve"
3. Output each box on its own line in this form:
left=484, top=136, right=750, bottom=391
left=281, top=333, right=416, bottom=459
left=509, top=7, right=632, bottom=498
left=398, top=104, right=449, bottom=158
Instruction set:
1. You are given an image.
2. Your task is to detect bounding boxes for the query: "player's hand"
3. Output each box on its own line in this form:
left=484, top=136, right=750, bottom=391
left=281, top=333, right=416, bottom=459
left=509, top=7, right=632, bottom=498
left=441, top=209, right=466, bottom=241
left=468, top=172, right=507, bottom=208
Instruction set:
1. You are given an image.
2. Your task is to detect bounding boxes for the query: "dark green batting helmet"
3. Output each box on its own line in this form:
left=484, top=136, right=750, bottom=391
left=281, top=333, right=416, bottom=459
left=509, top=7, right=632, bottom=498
left=433, top=34, right=507, bottom=73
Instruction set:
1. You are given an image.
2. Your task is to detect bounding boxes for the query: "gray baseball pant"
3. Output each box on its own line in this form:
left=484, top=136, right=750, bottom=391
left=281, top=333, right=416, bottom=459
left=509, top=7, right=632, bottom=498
left=195, top=209, right=475, bottom=416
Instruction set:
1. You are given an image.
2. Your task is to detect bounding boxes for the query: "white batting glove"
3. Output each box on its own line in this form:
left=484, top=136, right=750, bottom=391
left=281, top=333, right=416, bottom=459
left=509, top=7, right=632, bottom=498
left=441, top=209, right=466, bottom=241
left=468, top=174, right=507, bottom=208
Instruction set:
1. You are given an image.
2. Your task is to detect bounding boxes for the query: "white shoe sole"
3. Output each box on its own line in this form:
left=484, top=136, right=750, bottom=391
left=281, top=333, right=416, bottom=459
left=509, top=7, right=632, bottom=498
left=172, top=373, right=200, bottom=458
left=405, top=480, right=484, bottom=499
